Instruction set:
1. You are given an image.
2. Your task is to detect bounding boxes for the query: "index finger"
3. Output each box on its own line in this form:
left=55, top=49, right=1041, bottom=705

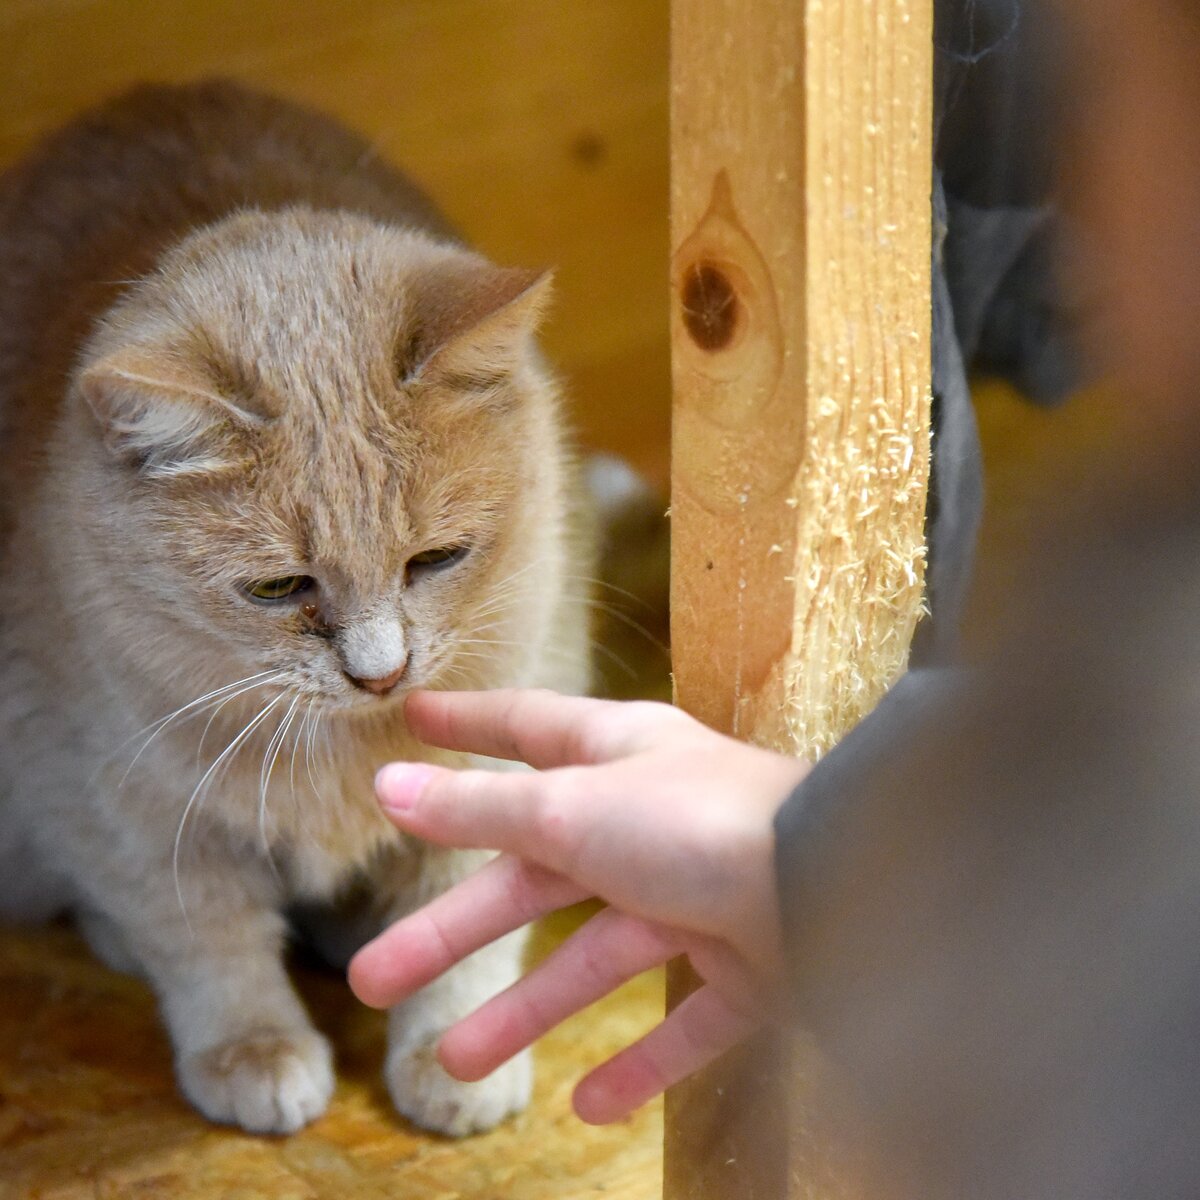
left=349, top=854, right=588, bottom=1009
left=404, top=688, right=653, bottom=769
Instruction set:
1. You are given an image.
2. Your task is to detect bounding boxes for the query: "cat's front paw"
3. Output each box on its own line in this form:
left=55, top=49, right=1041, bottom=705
left=179, top=1027, right=335, bottom=1134
left=386, top=1041, right=532, bottom=1137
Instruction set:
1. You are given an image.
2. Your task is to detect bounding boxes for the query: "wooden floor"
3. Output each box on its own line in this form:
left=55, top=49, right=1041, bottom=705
left=0, top=914, right=663, bottom=1199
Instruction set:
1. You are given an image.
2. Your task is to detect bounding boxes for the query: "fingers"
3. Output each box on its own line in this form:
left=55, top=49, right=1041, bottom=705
left=348, top=855, right=589, bottom=1009
left=404, top=688, right=677, bottom=769
left=376, top=756, right=601, bottom=880
left=437, top=909, right=681, bottom=1082
left=572, top=986, right=764, bottom=1125
left=375, top=761, right=550, bottom=859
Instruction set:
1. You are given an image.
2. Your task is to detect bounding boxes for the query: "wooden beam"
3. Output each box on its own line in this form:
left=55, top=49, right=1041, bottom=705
left=666, top=0, right=933, bottom=1195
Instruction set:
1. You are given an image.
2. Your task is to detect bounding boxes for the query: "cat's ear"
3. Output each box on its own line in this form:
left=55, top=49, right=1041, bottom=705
left=408, top=265, right=553, bottom=393
left=78, top=346, right=271, bottom=477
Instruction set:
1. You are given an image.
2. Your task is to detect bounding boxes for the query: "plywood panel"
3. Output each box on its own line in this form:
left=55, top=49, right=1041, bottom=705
left=0, top=0, right=673, bottom=485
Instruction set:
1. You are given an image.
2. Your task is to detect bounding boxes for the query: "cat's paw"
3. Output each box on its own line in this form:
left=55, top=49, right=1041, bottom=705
left=385, top=1041, right=532, bottom=1137
left=179, top=1027, right=335, bottom=1134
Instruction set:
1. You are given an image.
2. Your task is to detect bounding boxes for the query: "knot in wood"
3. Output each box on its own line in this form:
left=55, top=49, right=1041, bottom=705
left=680, top=262, right=739, bottom=351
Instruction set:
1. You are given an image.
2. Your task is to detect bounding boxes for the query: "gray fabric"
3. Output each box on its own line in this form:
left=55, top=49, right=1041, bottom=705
left=946, top=194, right=1079, bottom=405
left=916, top=0, right=1079, bottom=659
left=935, top=0, right=1059, bottom=207
left=766, top=6, right=1194, bottom=1190
left=774, top=510, right=1200, bottom=1199
left=911, top=180, right=984, bottom=664
left=772, top=668, right=971, bottom=879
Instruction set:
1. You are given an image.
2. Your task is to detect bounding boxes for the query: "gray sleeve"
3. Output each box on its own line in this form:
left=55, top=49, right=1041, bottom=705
left=772, top=667, right=972, bottom=967
left=766, top=527, right=1200, bottom=1200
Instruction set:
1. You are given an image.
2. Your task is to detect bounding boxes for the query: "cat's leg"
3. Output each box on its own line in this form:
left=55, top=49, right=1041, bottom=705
left=380, top=847, right=533, bottom=1137
left=0, top=746, right=73, bottom=923
left=76, top=905, right=143, bottom=975
left=385, top=926, right=532, bottom=1137
left=75, top=843, right=334, bottom=1134
left=167, top=923, right=335, bottom=1136
left=0, top=825, right=72, bottom=922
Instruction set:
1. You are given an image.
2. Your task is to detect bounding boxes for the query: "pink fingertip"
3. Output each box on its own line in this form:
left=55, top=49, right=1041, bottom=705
left=437, top=1022, right=498, bottom=1083
left=346, top=947, right=393, bottom=1010
left=573, top=1077, right=623, bottom=1126
left=375, top=762, right=438, bottom=812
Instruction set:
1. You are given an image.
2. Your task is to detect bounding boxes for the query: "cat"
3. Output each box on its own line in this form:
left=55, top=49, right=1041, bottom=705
left=0, top=79, right=592, bottom=1136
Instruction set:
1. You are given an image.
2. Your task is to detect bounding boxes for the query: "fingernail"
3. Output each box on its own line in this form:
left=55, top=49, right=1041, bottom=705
left=375, top=763, right=438, bottom=812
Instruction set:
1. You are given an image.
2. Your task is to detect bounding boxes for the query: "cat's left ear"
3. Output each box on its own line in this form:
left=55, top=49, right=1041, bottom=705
left=77, top=345, right=272, bottom=477
left=412, top=265, right=553, bottom=391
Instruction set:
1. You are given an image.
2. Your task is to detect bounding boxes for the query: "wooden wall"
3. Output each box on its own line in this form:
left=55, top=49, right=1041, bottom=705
left=0, top=0, right=673, bottom=487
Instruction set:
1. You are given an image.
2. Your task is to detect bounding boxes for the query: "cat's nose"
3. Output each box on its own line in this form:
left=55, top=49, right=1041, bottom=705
left=347, top=662, right=408, bottom=696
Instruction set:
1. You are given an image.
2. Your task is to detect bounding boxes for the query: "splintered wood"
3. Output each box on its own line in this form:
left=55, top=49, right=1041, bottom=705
left=668, top=0, right=932, bottom=1197
left=785, top=0, right=932, bottom=757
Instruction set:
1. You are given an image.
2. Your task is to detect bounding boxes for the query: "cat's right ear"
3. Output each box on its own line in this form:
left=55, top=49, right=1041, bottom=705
left=77, top=347, right=270, bottom=478
left=406, top=265, right=554, bottom=394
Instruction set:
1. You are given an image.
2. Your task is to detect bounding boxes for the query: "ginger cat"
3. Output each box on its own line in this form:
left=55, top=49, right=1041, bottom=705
left=0, top=80, right=591, bottom=1135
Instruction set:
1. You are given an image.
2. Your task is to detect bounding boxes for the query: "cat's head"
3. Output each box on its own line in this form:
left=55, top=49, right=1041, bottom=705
left=67, top=208, right=568, bottom=712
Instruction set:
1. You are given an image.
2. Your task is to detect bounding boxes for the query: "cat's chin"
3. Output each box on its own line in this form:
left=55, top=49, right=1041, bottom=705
left=312, top=688, right=410, bottom=717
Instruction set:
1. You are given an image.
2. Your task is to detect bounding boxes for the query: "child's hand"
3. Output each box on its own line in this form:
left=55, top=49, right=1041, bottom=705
left=348, top=688, right=808, bottom=1124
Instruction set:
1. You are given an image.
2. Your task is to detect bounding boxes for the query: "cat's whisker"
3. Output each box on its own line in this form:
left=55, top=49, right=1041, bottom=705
left=97, top=669, right=285, bottom=788
left=463, top=558, right=555, bottom=622
left=195, top=672, right=288, bottom=766
left=435, top=662, right=476, bottom=693
left=302, top=695, right=327, bottom=781
left=450, top=637, right=586, bottom=665
left=288, top=698, right=308, bottom=809
left=172, top=692, right=287, bottom=933
left=466, top=582, right=544, bottom=621
left=559, top=572, right=660, bottom=611
left=258, top=694, right=296, bottom=807
left=587, top=638, right=638, bottom=680
left=288, top=699, right=322, bottom=852
left=320, top=711, right=333, bottom=762
left=584, top=598, right=669, bottom=656
left=482, top=558, right=664, bottom=626
left=449, top=623, right=639, bottom=681
left=258, top=694, right=301, bottom=877
left=458, top=634, right=639, bottom=680
left=303, top=699, right=322, bottom=803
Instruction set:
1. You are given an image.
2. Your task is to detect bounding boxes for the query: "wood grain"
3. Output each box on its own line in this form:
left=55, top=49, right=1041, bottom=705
left=667, top=0, right=932, bottom=1196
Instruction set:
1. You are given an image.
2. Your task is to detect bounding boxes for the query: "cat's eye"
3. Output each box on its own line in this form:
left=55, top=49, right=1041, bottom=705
left=407, top=545, right=470, bottom=576
left=244, top=575, right=314, bottom=603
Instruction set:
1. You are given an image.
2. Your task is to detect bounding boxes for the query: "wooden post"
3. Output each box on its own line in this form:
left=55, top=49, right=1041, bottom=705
left=666, top=0, right=933, bottom=1196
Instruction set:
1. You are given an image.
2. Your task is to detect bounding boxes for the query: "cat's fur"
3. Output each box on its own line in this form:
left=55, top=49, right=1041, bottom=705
left=0, top=81, right=591, bottom=1135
